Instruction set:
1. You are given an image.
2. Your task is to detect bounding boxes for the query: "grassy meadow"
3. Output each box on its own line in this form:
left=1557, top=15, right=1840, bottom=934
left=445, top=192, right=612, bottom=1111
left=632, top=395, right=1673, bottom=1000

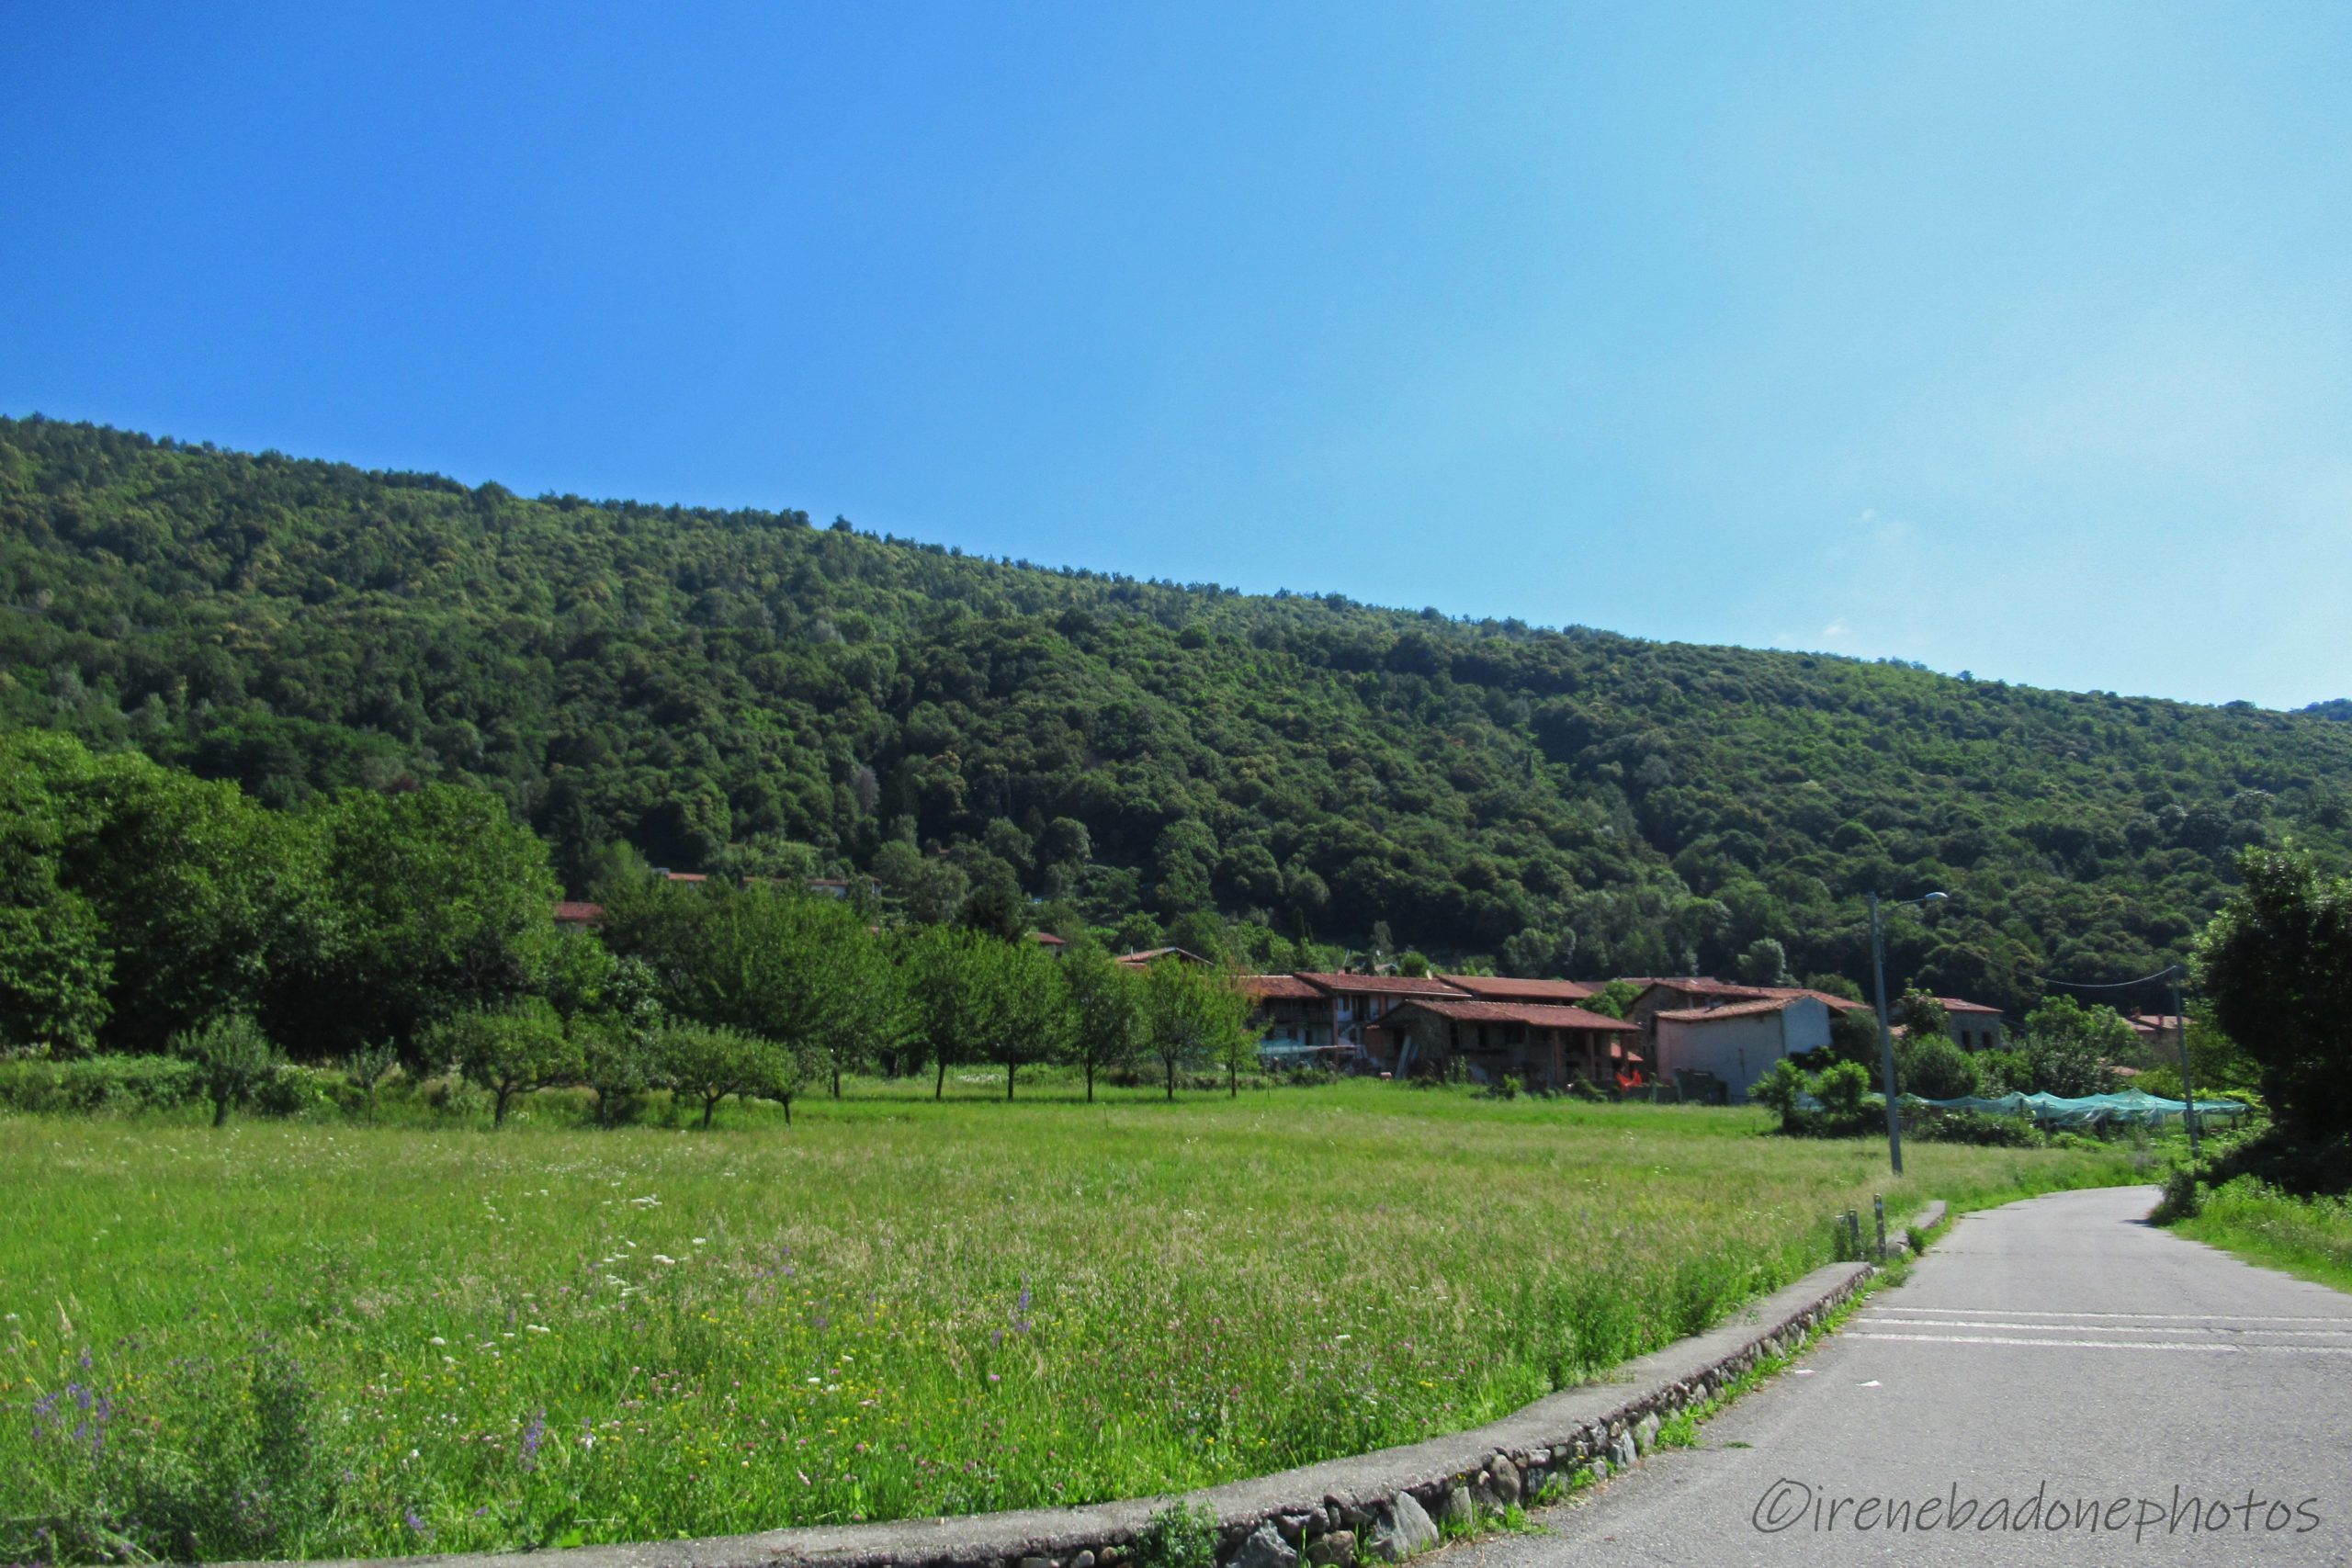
left=1, top=1079, right=2151, bottom=1562
left=2171, top=1177, right=2352, bottom=1294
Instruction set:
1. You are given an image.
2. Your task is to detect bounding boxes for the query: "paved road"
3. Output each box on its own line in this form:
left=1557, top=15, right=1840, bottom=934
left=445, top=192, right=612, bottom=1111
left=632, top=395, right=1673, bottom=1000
left=1437, top=1186, right=2352, bottom=1567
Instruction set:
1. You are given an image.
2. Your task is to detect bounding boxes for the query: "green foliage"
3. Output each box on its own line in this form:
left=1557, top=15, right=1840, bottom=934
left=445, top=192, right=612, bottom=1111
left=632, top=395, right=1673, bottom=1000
left=2194, top=846, right=2352, bottom=1139
left=344, top=1040, right=399, bottom=1122
left=652, top=1022, right=792, bottom=1128
left=1814, top=1059, right=1874, bottom=1122
left=170, top=1014, right=284, bottom=1127
left=1827, top=1006, right=1883, bottom=1068
left=1895, top=1032, right=1979, bottom=1100
left=1136, top=958, right=1258, bottom=1100
left=1581, top=979, right=1644, bottom=1020
left=1058, top=938, right=1142, bottom=1100
left=1747, top=1056, right=1808, bottom=1132
left=2019, top=996, right=2132, bottom=1098
left=1894, top=988, right=1951, bottom=1042
left=1132, top=1502, right=1221, bottom=1568
left=432, top=999, right=578, bottom=1127
left=6, top=417, right=2346, bottom=1001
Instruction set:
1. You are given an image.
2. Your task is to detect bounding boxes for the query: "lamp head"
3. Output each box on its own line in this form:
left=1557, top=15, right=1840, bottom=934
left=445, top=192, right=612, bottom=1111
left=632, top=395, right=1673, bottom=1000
left=1922, top=891, right=1950, bottom=903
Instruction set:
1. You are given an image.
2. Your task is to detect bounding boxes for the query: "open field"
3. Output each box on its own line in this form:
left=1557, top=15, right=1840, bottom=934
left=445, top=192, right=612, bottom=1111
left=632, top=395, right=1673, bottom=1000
left=1, top=1082, right=2153, bottom=1562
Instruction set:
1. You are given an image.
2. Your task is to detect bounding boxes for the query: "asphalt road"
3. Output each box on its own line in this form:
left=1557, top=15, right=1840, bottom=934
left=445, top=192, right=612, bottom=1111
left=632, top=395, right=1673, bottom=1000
left=1436, top=1185, right=2352, bottom=1567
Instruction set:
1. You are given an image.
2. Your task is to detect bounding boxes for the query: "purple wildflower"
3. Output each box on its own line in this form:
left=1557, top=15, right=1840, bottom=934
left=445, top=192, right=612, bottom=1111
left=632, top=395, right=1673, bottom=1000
left=520, top=1407, right=547, bottom=1470
left=404, top=1507, right=432, bottom=1539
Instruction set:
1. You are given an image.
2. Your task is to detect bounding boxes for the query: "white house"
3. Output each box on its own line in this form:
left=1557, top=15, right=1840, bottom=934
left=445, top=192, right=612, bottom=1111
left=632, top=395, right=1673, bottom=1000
left=1650, top=993, right=1834, bottom=1100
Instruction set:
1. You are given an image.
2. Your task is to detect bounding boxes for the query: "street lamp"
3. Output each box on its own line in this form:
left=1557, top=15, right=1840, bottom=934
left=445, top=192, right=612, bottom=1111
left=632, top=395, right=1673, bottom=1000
left=1869, top=889, right=1948, bottom=1176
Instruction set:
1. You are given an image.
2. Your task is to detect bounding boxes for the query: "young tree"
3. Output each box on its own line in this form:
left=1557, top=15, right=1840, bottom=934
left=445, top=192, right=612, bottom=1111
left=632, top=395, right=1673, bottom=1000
left=1059, top=939, right=1140, bottom=1101
left=345, top=1040, right=399, bottom=1123
left=657, top=1023, right=769, bottom=1129
left=435, top=998, right=579, bottom=1127
left=172, top=1014, right=284, bottom=1127
left=2196, top=846, right=2352, bottom=1139
left=574, top=1014, right=656, bottom=1127
left=1137, top=958, right=1257, bottom=1100
left=1748, top=1055, right=1808, bottom=1133
left=901, top=928, right=1066, bottom=1100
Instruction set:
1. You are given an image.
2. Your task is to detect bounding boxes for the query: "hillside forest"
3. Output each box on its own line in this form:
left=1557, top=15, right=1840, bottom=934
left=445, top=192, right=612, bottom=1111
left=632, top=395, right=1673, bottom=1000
left=5, top=414, right=2350, bottom=1019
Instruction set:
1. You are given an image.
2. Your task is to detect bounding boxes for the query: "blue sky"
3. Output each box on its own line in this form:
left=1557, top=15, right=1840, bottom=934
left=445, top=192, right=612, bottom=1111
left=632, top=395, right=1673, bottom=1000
left=6, top=3, right=2350, bottom=708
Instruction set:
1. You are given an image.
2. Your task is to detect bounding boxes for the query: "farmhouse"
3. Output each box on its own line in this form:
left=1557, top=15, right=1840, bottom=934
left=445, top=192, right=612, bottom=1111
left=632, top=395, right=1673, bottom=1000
left=1942, top=998, right=2007, bottom=1050
left=1240, top=973, right=1336, bottom=1056
left=1288, top=971, right=1471, bottom=1056
left=1649, top=992, right=1837, bottom=1101
left=1374, top=998, right=1642, bottom=1089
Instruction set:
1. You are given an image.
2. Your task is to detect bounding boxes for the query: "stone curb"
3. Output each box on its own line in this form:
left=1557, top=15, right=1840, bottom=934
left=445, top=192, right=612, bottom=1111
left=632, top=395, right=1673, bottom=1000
left=269, top=1258, right=1880, bottom=1568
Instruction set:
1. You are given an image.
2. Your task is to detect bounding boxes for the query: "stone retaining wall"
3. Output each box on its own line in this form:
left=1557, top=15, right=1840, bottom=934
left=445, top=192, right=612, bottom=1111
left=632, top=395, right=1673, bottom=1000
left=277, top=1257, right=1882, bottom=1568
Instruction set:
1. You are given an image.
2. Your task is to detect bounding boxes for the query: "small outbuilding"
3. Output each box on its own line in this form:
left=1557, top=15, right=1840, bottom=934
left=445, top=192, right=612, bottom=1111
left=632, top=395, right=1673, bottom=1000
left=1373, top=998, right=1643, bottom=1090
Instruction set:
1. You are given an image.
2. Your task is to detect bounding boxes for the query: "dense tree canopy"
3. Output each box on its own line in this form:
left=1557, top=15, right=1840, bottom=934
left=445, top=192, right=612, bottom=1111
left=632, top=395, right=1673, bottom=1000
left=6, top=415, right=2349, bottom=1005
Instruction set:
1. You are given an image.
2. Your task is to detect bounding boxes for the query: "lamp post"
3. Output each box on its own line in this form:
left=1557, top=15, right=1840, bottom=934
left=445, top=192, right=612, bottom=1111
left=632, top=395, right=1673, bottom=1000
left=1869, top=889, right=1948, bottom=1176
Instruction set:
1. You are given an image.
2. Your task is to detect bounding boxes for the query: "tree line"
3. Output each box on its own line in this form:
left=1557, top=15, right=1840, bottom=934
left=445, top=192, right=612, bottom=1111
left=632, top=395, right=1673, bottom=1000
left=2, top=730, right=1259, bottom=1119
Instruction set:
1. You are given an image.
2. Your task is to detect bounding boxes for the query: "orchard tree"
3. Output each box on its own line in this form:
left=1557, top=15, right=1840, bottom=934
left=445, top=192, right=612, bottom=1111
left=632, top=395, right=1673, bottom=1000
left=2019, top=996, right=2132, bottom=1098
left=435, top=998, right=579, bottom=1127
left=1059, top=939, right=1141, bottom=1101
left=1137, top=957, right=1258, bottom=1100
left=172, top=1013, right=285, bottom=1127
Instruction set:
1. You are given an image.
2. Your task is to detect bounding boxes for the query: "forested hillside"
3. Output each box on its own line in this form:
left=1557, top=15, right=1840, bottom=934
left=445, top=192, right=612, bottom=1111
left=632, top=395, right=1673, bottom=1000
left=4, top=415, right=2346, bottom=1009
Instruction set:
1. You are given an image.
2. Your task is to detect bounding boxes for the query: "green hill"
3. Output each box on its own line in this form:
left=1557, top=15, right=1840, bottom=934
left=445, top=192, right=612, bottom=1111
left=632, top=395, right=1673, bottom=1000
left=4, top=414, right=2346, bottom=1009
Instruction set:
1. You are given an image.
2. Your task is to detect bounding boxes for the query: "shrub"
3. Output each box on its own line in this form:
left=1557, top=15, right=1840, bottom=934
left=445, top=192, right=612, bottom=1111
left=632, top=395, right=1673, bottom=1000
left=431, top=999, right=579, bottom=1126
left=1132, top=1502, right=1220, bottom=1568
left=171, top=1016, right=284, bottom=1127
left=1814, top=1060, right=1874, bottom=1122
left=1896, top=1034, right=1979, bottom=1100
left=0, top=1055, right=204, bottom=1113
left=1747, top=1057, right=1807, bottom=1133
left=1902, top=1107, right=2041, bottom=1147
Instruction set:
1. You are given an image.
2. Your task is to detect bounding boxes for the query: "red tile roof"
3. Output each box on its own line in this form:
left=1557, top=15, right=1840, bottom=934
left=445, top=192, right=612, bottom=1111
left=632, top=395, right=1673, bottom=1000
left=1631, top=978, right=1870, bottom=1014
left=1441, top=975, right=1598, bottom=1002
left=1240, top=974, right=1322, bottom=1000
left=1295, top=972, right=1472, bottom=998
left=1030, top=931, right=1068, bottom=947
left=1390, top=998, right=1639, bottom=1032
left=1654, top=997, right=1805, bottom=1023
left=1939, top=998, right=2003, bottom=1015
left=1115, top=947, right=1214, bottom=966
left=553, top=900, right=605, bottom=923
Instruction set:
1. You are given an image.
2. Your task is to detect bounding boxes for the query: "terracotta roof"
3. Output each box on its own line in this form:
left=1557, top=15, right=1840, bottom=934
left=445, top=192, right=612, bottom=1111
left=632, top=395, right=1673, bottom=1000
left=1115, top=947, right=1213, bottom=966
left=1240, top=974, right=1322, bottom=1000
left=1632, top=978, right=1870, bottom=1014
left=2125, top=1012, right=2186, bottom=1032
left=1654, top=997, right=1808, bottom=1023
left=659, top=871, right=709, bottom=884
left=1440, top=975, right=1598, bottom=1002
left=1030, top=931, right=1068, bottom=947
left=1939, top=998, right=2003, bottom=1015
left=552, top=900, right=605, bottom=923
left=1294, top=972, right=1471, bottom=997
left=1390, top=998, right=1639, bottom=1032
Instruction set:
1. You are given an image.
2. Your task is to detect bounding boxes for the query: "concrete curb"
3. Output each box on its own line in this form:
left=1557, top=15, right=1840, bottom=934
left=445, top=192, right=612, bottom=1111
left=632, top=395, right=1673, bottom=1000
left=1885, top=1199, right=1947, bottom=1258
left=275, top=1258, right=1878, bottom=1568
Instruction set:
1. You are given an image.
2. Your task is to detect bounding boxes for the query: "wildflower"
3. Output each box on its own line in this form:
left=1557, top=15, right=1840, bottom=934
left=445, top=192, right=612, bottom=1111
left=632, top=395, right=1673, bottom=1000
left=429, top=1336, right=447, bottom=1347
left=520, top=1408, right=547, bottom=1470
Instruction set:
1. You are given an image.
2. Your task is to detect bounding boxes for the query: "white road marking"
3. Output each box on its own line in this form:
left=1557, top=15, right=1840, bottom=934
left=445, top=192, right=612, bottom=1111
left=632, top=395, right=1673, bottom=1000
left=1860, top=1315, right=2352, bottom=1338
left=1869, top=1304, right=2352, bottom=1325
left=1851, top=1331, right=2352, bottom=1356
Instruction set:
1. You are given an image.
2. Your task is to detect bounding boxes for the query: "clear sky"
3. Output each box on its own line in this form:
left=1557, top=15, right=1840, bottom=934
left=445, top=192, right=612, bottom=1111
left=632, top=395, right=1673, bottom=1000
left=6, top=3, right=2349, bottom=709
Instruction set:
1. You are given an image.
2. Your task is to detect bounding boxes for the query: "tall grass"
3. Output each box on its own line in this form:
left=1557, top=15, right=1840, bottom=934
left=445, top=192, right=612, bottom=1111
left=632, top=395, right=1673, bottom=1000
left=2172, top=1176, right=2352, bottom=1293
left=0, top=1083, right=2141, bottom=1561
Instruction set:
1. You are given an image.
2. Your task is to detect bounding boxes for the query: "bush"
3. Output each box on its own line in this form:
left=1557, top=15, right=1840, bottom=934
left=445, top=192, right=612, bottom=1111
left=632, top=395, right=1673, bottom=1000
left=1896, top=1034, right=1979, bottom=1100
left=0, top=1055, right=204, bottom=1113
left=1747, top=1057, right=1807, bottom=1133
left=1901, top=1106, right=2041, bottom=1147
left=1132, top=1502, right=1220, bottom=1568
left=1814, top=1060, right=1874, bottom=1122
